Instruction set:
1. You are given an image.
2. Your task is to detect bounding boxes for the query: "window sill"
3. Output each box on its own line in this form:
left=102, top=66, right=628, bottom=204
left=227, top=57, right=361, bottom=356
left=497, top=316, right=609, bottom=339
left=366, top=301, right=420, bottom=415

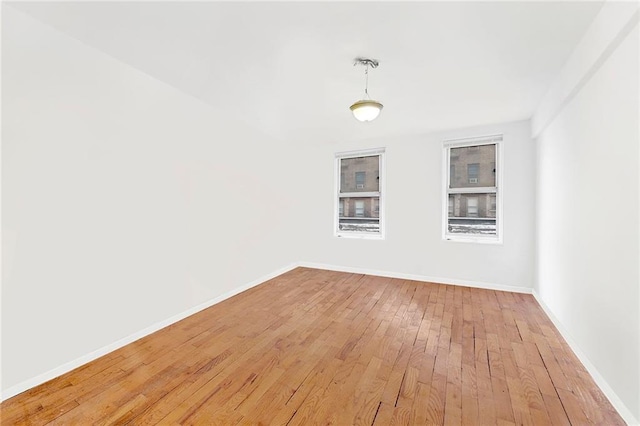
left=444, top=236, right=502, bottom=245
left=336, top=233, right=385, bottom=240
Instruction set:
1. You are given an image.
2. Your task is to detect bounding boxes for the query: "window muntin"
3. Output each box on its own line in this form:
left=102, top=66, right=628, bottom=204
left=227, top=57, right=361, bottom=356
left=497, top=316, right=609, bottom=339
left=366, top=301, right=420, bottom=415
left=444, top=136, right=501, bottom=242
left=336, top=149, right=385, bottom=238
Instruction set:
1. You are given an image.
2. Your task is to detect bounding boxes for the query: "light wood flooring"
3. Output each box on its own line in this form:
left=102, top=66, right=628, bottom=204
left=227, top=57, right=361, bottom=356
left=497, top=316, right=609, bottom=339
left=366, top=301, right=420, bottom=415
left=1, top=267, right=625, bottom=425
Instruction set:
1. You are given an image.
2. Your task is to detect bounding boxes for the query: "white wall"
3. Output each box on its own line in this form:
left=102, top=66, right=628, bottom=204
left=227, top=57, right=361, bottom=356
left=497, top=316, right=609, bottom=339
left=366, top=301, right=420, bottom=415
left=2, top=7, right=298, bottom=395
left=534, top=3, right=639, bottom=423
left=299, top=120, right=535, bottom=291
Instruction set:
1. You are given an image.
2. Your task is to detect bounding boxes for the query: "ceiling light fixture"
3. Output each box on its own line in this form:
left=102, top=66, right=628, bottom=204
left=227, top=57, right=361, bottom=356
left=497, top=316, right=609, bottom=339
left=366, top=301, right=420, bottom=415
left=350, top=58, right=383, bottom=122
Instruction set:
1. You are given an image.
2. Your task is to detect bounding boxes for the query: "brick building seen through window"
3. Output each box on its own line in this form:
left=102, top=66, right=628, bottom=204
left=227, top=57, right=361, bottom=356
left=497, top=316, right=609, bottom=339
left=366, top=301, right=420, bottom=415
left=446, top=141, right=499, bottom=239
left=337, top=152, right=382, bottom=235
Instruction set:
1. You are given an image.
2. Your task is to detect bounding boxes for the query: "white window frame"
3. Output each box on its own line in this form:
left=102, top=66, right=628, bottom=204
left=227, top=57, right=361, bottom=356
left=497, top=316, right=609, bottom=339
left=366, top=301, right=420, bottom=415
left=335, top=148, right=385, bottom=239
left=442, top=135, right=503, bottom=244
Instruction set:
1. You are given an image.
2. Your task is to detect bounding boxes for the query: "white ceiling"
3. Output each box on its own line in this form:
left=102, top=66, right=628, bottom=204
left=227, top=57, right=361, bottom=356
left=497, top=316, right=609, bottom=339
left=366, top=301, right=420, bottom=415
left=9, top=1, right=604, bottom=144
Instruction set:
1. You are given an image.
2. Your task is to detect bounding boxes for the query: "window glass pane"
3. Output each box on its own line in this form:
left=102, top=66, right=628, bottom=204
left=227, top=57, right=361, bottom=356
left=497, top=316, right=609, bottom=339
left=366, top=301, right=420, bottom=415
left=449, top=144, right=496, bottom=188
left=340, top=156, right=379, bottom=193
left=338, top=196, right=380, bottom=233
left=447, top=192, right=497, bottom=235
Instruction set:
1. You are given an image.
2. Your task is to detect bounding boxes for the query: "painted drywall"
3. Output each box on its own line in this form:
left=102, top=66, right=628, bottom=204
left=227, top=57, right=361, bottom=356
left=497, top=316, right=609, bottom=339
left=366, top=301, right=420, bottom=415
left=2, top=7, right=298, bottom=394
left=534, top=8, right=639, bottom=423
left=298, top=120, right=535, bottom=291
left=532, top=2, right=638, bottom=139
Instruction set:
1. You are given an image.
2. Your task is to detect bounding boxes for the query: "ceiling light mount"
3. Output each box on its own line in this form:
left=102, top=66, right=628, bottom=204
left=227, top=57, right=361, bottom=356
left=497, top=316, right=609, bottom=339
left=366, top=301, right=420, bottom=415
left=350, top=57, right=383, bottom=122
left=354, top=58, right=379, bottom=69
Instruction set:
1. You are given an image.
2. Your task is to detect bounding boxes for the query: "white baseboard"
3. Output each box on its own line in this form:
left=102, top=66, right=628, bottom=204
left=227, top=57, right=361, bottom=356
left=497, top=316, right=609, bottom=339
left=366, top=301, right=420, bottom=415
left=297, top=261, right=533, bottom=294
left=532, top=290, right=639, bottom=426
left=0, top=262, right=299, bottom=402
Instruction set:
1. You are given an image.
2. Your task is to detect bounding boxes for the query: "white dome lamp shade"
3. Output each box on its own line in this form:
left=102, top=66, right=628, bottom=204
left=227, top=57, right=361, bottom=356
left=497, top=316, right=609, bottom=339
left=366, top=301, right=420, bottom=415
left=350, top=99, right=383, bottom=122
left=350, top=58, right=383, bottom=122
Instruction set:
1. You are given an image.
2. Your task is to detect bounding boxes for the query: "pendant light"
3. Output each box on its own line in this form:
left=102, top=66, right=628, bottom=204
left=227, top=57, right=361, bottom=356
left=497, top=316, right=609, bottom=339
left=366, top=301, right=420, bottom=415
left=350, top=58, right=383, bottom=122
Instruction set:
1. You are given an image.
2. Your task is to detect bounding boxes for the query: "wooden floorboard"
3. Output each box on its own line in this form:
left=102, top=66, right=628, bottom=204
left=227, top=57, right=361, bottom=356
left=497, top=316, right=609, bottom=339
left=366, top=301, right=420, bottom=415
left=1, top=267, right=625, bottom=425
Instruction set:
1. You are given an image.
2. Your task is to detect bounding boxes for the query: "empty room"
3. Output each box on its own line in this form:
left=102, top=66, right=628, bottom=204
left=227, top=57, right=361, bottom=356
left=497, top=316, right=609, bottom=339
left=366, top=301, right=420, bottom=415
left=2, top=1, right=639, bottom=425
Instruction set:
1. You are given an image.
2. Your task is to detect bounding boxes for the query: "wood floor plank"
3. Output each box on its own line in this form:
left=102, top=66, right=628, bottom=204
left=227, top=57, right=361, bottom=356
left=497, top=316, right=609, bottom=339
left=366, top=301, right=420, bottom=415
left=1, top=268, right=624, bottom=425
left=372, top=401, right=394, bottom=426
left=443, top=341, right=463, bottom=425
left=474, top=337, right=498, bottom=424
left=461, top=360, right=479, bottom=424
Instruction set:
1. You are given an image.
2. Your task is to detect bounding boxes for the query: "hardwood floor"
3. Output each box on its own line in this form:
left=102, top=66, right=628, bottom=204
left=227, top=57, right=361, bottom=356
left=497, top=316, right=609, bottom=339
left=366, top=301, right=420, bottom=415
left=1, top=267, right=624, bottom=425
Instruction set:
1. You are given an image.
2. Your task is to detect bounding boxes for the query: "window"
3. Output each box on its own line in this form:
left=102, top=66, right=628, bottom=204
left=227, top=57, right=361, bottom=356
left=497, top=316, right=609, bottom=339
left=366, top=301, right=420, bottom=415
left=336, top=148, right=385, bottom=238
left=467, top=163, right=479, bottom=184
left=444, top=135, right=501, bottom=242
left=467, top=197, right=478, bottom=217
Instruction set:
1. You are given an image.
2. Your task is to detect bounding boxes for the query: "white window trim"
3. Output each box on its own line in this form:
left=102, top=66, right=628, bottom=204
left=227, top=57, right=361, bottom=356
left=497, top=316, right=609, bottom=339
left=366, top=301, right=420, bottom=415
left=334, top=148, right=386, bottom=239
left=442, top=135, right=503, bottom=244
